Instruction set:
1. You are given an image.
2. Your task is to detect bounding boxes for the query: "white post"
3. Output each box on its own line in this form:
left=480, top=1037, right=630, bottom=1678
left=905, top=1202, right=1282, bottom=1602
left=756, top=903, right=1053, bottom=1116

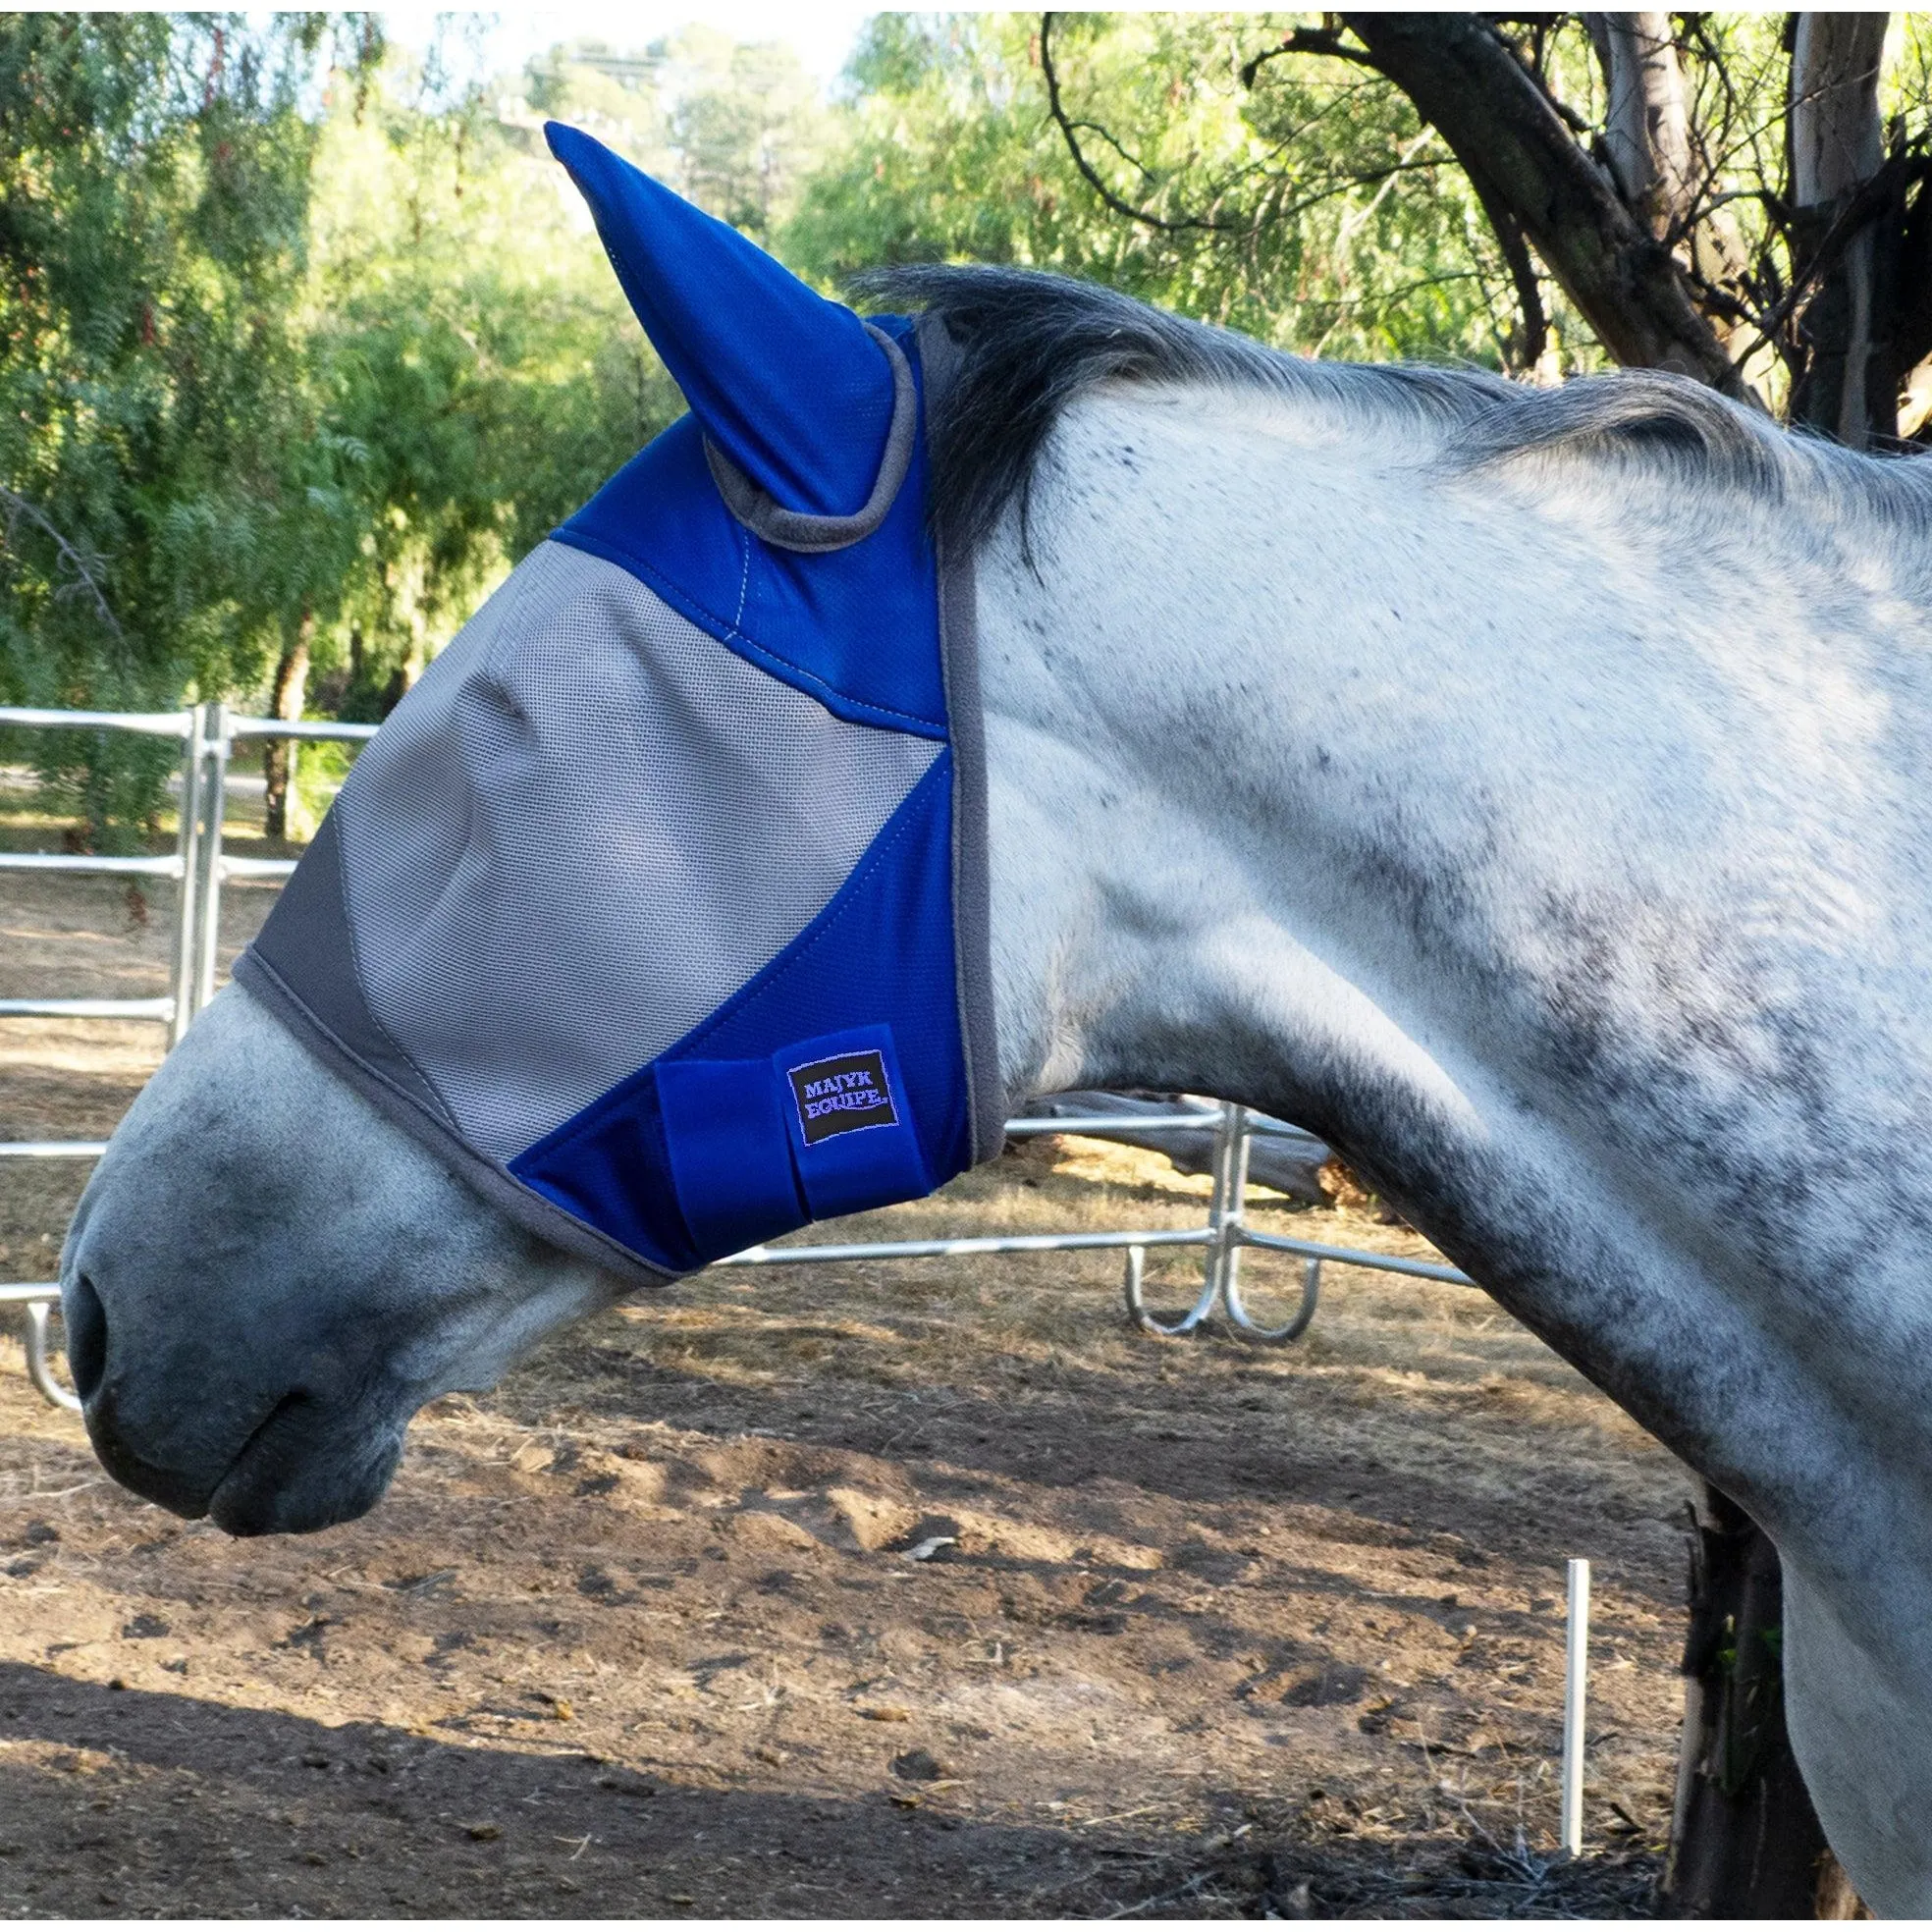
left=1561, top=1556, right=1590, bottom=1856
left=1202, top=1102, right=1251, bottom=1320
left=1220, top=1103, right=1251, bottom=1309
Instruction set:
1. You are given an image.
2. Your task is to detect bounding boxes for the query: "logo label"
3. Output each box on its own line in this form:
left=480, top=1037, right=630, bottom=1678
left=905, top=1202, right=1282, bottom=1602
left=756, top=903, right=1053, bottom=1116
left=787, top=1049, right=898, bottom=1145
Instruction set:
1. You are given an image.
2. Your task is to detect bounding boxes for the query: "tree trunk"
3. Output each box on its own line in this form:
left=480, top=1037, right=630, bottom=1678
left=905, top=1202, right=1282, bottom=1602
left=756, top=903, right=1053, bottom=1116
left=1789, top=13, right=1894, bottom=447
left=1654, top=25, right=1892, bottom=1912
left=262, top=614, right=311, bottom=843
left=1338, top=14, right=1747, bottom=395
left=1586, top=14, right=1752, bottom=336
left=1662, top=1484, right=1864, bottom=1917
left=1589, top=13, right=1694, bottom=238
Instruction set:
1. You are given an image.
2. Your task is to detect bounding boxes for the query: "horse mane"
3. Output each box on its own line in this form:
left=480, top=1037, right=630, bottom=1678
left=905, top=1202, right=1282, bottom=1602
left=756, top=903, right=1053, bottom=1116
left=865, top=263, right=1932, bottom=554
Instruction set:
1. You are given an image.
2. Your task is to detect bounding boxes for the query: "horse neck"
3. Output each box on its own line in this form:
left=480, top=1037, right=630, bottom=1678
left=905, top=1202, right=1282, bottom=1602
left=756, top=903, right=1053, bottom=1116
left=973, top=383, right=1932, bottom=1579
left=977, top=381, right=1653, bottom=1129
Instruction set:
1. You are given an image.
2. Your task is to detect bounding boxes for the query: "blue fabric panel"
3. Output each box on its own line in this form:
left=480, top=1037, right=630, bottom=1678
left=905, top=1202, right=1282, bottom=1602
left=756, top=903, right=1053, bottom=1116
left=545, top=123, right=893, bottom=519
left=554, top=323, right=946, bottom=736
left=774, top=1025, right=931, bottom=1221
left=656, top=1057, right=804, bottom=1257
left=510, top=1066, right=700, bottom=1276
left=509, top=752, right=968, bottom=1268
left=664, top=750, right=971, bottom=1192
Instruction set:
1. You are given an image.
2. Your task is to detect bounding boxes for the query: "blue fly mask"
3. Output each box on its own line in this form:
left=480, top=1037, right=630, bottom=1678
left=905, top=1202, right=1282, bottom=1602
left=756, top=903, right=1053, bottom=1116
left=234, top=124, right=999, bottom=1285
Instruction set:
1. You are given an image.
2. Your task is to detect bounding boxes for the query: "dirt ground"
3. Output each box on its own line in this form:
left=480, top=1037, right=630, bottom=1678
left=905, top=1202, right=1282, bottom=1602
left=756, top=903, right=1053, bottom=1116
left=0, top=774, right=1695, bottom=1918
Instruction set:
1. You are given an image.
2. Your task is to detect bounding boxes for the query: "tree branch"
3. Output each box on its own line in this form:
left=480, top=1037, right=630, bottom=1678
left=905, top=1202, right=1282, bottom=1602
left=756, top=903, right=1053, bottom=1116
left=1787, top=11, right=1894, bottom=445
left=1337, top=13, right=1748, bottom=397
left=1241, top=26, right=1381, bottom=90
left=1466, top=170, right=1550, bottom=371
left=1044, top=14, right=1428, bottom=243
left=1041, top=13, right=1244, bottom=235
left=1588, top=13, right=1696, bottom=236
left=1494, top=18, right=1597, bottom=136
left=0, top=487, right=127, bottom=645
left=1736, top=150, right=1929, bottom=366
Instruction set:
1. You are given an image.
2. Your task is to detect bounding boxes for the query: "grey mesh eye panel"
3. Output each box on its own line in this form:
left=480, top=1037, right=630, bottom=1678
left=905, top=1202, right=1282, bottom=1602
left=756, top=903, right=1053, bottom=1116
left=333, top=540, right=941, bottom=1162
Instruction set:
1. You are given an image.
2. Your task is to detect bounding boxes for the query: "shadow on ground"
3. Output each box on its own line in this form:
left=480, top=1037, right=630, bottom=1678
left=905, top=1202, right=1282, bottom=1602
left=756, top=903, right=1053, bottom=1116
left=0, top=1662, right=1656, bottom=1918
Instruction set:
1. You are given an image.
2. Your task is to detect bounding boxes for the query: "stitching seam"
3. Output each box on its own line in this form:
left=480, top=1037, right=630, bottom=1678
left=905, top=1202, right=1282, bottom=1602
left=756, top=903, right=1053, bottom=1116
left=552, top=527, right=945, bottom=737
left=244, top=949, right=466, bottom=1148
left=729, top=523, right=751, bottom=637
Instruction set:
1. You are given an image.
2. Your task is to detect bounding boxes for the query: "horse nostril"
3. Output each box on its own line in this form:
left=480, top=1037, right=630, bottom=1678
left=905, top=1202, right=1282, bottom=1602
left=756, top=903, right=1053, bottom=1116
left=62, top=1272, right=108, bottom=1404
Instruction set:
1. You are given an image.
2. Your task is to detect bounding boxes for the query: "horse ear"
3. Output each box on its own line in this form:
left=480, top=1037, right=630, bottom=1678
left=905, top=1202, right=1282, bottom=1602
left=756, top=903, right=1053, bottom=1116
left=545, top=121, right=896, bottom=520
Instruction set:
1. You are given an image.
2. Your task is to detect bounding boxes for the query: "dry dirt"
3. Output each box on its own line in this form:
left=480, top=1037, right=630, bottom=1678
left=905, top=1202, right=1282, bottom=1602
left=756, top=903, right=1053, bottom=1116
left=0, top=778, right=1696, bottom=1918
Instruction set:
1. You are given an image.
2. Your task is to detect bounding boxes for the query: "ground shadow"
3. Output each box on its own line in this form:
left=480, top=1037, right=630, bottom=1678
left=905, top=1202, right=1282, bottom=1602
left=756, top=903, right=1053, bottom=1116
left=0, top=1662, right=1656, bottom=1919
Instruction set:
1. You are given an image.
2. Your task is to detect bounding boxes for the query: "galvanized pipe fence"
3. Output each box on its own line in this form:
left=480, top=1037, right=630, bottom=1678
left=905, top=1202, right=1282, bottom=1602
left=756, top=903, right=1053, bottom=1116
left=0, top=703, right=1472, bottom=1411
left=0, top=700, right=375, bottom=1410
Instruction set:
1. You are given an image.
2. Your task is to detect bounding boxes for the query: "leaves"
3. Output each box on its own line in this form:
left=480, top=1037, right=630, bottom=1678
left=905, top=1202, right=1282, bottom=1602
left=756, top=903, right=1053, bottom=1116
left=784, top=13, right=1551, bottom=371
left=0, top=13, right=378, bottom=838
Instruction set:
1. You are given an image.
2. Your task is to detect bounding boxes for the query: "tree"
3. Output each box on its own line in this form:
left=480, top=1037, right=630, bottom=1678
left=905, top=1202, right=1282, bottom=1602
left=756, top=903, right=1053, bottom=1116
left=0, top=13, right=388, bottom=844
left=1014, top=11, right=1932, bottom=450
left=789, top=14, right=1568, bottom=371
left=291, top=26, right=832, bottom=739
left=0, top=18, right=820, bottom=840
left=295, top=48, right=680, bottom=727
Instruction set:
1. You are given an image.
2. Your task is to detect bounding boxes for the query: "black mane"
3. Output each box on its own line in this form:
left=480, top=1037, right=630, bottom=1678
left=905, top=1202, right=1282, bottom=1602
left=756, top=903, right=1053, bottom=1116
left=863, top=264, right=1927, bottom=555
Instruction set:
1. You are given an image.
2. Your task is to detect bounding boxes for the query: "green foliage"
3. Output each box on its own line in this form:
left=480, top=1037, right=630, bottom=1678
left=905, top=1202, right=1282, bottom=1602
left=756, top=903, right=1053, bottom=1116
left=525, top=27, right=828, bottom=243
left=296, top=57, right=678, bottom=716
left=291, top=731, right=354, bottom=829
left=0, top=15, right=833, bottom=824
left=296, top=27, right=828, bottom=716
left=786, top=13, right=1598, bottom=371
left=0, top=12, right=374, bottom=841
left=1, top=6, right=1642, bottom=846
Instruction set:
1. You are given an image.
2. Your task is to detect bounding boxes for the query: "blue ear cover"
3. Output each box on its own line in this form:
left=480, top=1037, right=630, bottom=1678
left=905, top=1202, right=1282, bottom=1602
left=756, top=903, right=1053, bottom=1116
left=544, top=121, right=896, bottom=519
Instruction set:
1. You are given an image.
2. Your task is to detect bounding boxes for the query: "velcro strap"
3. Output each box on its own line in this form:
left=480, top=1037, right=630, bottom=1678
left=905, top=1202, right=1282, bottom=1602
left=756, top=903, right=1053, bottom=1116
left=655, top=1057, right=803, bottom=1258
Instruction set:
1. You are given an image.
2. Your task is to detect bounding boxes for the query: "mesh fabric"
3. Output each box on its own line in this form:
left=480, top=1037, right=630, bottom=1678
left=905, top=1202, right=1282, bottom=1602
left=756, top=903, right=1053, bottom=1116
left=334, top=541, right=939, bottom=1161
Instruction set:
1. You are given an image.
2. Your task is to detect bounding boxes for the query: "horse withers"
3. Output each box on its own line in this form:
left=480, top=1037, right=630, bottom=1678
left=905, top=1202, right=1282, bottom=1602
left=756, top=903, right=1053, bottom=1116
left=60, top=127, right=1932, bottom=1912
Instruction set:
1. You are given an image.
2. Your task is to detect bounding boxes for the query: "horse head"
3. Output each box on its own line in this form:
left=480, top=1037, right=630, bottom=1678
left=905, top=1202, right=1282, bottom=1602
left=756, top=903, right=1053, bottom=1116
left=63, top=125, right=996, bottom=1535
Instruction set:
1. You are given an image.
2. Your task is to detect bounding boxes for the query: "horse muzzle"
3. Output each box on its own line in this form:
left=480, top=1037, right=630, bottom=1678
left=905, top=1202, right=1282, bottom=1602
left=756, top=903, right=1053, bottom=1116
left=64, top=1266, right=408, bottom=1535
left=54, top=983, right=625, bottom=1538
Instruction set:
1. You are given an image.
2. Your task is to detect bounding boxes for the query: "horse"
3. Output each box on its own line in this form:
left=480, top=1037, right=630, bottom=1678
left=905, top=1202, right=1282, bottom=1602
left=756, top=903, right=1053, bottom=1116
left=54, top=130, right=1932, bottom=1915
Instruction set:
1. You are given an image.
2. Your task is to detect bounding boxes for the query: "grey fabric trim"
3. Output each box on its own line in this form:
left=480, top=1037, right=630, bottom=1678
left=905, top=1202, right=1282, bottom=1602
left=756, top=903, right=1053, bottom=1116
left=918, top=310, right=1003, bottom=1167
left=243, top=808, right=458, bottom=1134
left=328, top=541, right=939, bottom=1164
left=703, top=325, right=917, bottom=553
left=233, top=948, right=677, bottom=1294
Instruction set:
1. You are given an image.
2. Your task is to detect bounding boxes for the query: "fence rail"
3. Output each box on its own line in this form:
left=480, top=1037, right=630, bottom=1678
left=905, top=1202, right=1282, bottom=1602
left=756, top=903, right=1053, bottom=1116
left=0, top=699, right=375, bottom=1053
left=0, top=701, right=1474, bottom=1411
left=0, top=700, right=380, bottom=1409
left=0, top=1279, right=80, bottom=1409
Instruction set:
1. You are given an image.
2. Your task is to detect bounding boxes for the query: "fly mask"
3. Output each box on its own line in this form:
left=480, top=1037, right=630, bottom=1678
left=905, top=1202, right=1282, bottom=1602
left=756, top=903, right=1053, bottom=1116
left=234, top=124, right=999, bottom=1285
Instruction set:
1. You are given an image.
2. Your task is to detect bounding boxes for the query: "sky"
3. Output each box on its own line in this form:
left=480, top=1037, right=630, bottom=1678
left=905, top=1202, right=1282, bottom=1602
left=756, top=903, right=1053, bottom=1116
left=379, top=4, right=883, bottom=90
